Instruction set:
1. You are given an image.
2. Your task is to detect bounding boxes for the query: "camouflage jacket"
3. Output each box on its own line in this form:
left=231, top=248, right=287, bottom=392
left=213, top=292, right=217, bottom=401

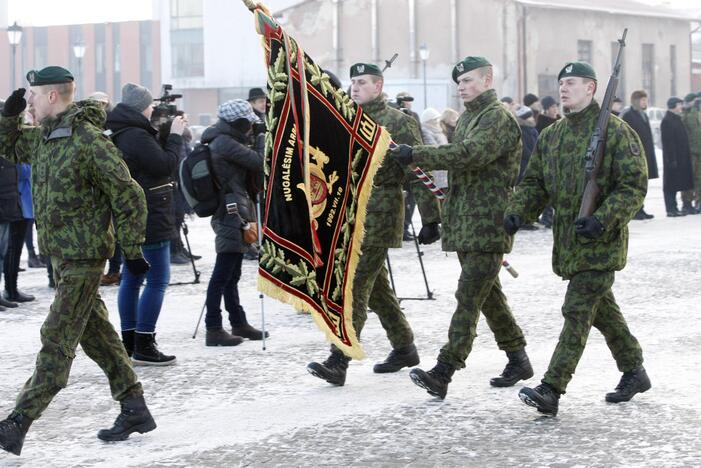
left=682, top=107, right=701, bottom=155
left=412, top=89, right=521, bottom=253
left=507, top=100, right=647, bottom=279
left=361, top=96, right=441, bottom=248
left=0, top=101, right=147, bottom=260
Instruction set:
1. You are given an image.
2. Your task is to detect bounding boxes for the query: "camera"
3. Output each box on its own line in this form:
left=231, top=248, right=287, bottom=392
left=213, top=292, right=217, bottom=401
left=152, top=84, right=183, bottom=123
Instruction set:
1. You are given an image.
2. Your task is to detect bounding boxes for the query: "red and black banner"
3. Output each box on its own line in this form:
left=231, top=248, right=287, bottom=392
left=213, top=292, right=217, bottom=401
left=250, top=6, right=390, bottom=358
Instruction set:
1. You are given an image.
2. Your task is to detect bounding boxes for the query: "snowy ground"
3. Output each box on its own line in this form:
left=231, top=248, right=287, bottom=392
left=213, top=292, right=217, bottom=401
left=1, top=174, right=700, bottom=467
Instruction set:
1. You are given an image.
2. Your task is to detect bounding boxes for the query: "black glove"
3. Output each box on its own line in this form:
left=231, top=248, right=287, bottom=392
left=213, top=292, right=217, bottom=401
left=418, top=222, right=441, bottom=245
left=503, top=214, right=523, bottom=235
left=390, top=144, right=413, bottom=166
left=2, top=88, right=27, bottom=117
left=125, top=257, right=151, bottom=276
left=252, top=121, right=267, bottom=136
left=574, top=216, right=604, bottom=239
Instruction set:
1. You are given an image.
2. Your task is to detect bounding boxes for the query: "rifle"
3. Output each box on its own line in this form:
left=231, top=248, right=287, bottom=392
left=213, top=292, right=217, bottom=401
left=578, top=28, right=627, bottom=218
left=382, top=53, right=398, bottom=72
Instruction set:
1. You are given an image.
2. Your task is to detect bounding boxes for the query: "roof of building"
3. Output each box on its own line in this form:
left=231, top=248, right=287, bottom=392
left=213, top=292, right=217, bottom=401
left=517, top=0, right=695, bottom=21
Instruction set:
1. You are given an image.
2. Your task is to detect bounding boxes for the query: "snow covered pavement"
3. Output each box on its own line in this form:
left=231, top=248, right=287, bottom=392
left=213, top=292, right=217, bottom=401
left=1, top=178, right=700, bottom=467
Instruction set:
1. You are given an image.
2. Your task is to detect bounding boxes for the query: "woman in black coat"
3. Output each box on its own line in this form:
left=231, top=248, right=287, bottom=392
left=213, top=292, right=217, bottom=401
left=105, top=83, right=185, bottom=366
left=660, top=98, right=694, bottom=216
left=201, top=99, right=268, bottom=346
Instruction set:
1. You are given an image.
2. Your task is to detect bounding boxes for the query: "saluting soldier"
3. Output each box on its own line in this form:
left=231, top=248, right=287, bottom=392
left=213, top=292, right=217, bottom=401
left=505, top=61, right=651, bottom=416
left=307, top=63, right=441, bottom=386
left=391, top=56, right=532, bottom=400
left=0, top=67, right=155, bottom=456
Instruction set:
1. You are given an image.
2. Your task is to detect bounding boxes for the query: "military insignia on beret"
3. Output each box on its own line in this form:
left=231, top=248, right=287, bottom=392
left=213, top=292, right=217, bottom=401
left=457, top=63, right=464, bottom=73
left=27, top=71, right=36, bottom=83
left=565, top=65, right=573, bottom=73
left=357, top=65, right=365, bottom=73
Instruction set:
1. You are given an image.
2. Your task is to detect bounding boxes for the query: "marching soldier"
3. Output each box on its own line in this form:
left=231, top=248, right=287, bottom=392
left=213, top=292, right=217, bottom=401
left=391, top=57, right=532, bottom=400
left=0, top=67, right=155, bottom=456
left=505, top=61, right=650, bottom=416
left=307, top=63, right=441, bottom=386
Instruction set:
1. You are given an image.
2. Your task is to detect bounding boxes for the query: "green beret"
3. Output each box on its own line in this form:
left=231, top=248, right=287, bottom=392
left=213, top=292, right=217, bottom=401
left=26, top=66, right=74, bottom=86
left=452, top=56, right=491, bottom=83
left=349, top=63, right=383, bottom=79
left=558, top=61, right=597, bottom=81
left=684, top=92, right=698, bottom=103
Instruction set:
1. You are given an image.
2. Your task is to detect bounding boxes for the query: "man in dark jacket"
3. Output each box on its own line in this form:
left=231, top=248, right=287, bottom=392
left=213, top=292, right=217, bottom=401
left=621, top=90, right=658, bottom=220
left=106, top=82, right=185, bottom=366
left=536, top=96, right=560, bottom=133
left=201, top=99, right=268, bottom=346
left=660, top=97, right=695, bottom=216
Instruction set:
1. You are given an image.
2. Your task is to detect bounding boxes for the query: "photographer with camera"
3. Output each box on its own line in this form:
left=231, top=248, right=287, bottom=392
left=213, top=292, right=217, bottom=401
left=106, top=83, right=184, bottom=366
left=200, top=99, right=268, bottom=346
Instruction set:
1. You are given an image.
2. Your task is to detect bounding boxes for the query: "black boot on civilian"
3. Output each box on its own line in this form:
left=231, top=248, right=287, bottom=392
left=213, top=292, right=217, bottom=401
left=307, top=350, right=350, bottom=386
left=519, top=383, right=560, bottom=416
left=0, top=296, right=18, bottom=308
left=206, top=327, right=244, bottom=346
left=605, top=367, right=651, bottom=403
left=232, top=322, right=269, bottom=341
left=121, top=330, right=135, bottom=358
left=97, top=395, right=156, bottom=442
left=409, top=361, right=455, bottom=399
left=490, top=349, right=534, bottom=387
left=4, top=289, right=35, bottom=303
left=27, top=251, right=46, bottom=268
left=373, top=344, right=420, bottom=373
left=132, top=332, right=176, bottom=366
left=682, top=201, right=699, bottom=215
left=0, top=411, right=33, bottom=456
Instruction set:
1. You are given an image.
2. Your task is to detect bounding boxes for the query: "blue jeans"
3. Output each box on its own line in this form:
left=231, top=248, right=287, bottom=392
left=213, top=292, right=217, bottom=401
left=118, top=241, right=171, bottom=333
left=205, top=252, right=247, bottom=329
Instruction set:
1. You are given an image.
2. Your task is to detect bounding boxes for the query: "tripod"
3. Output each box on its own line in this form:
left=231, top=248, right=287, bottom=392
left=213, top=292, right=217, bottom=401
left=386, top=219, right=434, bottom=303
left=169, top=221, right=201, bottom=286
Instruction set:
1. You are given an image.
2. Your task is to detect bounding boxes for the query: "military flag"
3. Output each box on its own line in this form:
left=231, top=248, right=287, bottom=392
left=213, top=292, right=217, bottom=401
left=244, top=0, right=391, bottom=359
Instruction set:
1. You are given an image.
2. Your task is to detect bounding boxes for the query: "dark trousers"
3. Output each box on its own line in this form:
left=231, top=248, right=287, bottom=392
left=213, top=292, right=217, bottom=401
left=24, top=219, right=36, bottom=253
left=664, top=190, right=679, bottom=212
left=205, top=252, right=247, bottom=329
left=3, top=219, right=29, bottom=294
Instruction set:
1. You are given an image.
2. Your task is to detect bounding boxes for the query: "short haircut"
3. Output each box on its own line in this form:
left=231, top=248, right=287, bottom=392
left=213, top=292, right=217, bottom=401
left=369, top=75, right=383, bottom=84
left=476, top=65, right=492, bottom=78
left=39, top=82, right=75, bottom=103
left=630, top=90, right=647, bottom=102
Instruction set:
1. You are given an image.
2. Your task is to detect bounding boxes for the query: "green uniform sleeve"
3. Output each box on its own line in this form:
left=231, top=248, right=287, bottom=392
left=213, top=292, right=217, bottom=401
left=87, top=134, right=148, bottom=259
left=0, top=115, right=40, bottom=164
left=507, top=137, right=549, bottom=222
left=402, top=118, right=441, bottom=224
left=593, top=125, right=648, bottom=232
left=412, top=108, right=519, bottom=172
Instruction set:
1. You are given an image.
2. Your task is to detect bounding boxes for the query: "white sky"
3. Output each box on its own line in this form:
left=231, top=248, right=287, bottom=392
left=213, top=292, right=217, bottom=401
left=5, top=0, right=700, bottom=26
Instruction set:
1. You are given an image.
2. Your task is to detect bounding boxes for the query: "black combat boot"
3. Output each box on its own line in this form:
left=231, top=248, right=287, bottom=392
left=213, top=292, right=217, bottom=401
left=307, top=350, right=350, bottom=386
left=0, top=296, right=18, bottom=308
left=681, top=202, right=699, bottom=215
left=605, top=367, right=651, bottom=403
left=231, top=322, right=269, bottom=341
left=206, top=327, right=244, bottom=347
left=373, top=344, right=420, bottom=373
left=132, top=332, right=176, bottom=366
left=490, top=349, right=534, bottom=387
left=121, top=330, right=135, bottom=358
left=519, top=383, right=560, bottom=416
left=97, top=395, right=157, bottom=442
left=0, top=412, right=33, bottom=456
left=3, top=289, right=35, bottom=303
left=409, top=361, right=455, bottom=399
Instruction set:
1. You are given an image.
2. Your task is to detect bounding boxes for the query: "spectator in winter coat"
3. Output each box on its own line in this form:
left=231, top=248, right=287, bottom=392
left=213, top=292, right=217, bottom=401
left=523, top=93, right=542, bottom=120
left=421, top=107, right=449, bottom=190
left=621, top=90, right=658, bottom=220
left=660, top=97, right=695, bottom=216
left=440, top=108, right=459, bottom=143
left=200, top=99, right=268, bottom=347
left=536, top=96, right=560, bottom=133
left=106, top=83, right=185, bottom=366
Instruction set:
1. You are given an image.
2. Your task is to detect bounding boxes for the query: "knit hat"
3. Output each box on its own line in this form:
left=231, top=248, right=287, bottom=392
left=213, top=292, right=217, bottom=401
left=523, top=93, right=539, bottom=107
left=121, top=83, right=153, bottom=112
left=515, top=105, right=534, bottom=120
left=420, top=107, right=441, bottom=124
left=88, top=91, right=110, bottom=104
left=247, top=87, right=266, bottom=101
left=218, top=99, right=259, bottom=123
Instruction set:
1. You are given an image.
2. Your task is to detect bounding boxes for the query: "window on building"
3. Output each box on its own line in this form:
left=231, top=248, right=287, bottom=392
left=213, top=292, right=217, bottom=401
left=171, top=0, right=204, bottom=78
left=692, top=33, right=701, bottom=63
left=670, top=44, right=677, bottom=97
left=94, top=24, right=106, bottom=92
left=577, top=40, right=593, bottom=64
left=537, top=74, right=558, bottom=103
left=33, top=28, right=48, bottom=69
left=642, top=44, right=655, bottom=106
left=611, top=41, right=626, bottom=103
left=140, top=22, right=153, bottom=90
left=113, top=26, right=121, bottom=100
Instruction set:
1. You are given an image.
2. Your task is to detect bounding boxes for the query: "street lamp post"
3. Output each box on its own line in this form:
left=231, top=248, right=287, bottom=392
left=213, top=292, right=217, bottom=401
left=419, top=43, right=430, bottom=109
left=73, top=41, right=86, bottom=99
left=7, top=22, right=23, bottom=90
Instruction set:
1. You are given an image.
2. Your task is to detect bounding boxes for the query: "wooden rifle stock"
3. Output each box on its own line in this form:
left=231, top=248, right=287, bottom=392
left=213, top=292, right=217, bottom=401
left=577, top=28, right=627, bottom=219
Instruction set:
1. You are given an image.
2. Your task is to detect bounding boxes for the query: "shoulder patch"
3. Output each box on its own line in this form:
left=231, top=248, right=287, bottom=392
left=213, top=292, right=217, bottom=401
left=629, top=140, right=641, bottom=156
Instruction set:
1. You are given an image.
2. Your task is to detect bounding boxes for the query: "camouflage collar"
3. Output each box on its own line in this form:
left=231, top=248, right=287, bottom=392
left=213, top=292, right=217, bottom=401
left=564, top=100, right=600, bottom=128
left=463, top=89, right=497, bottom=114
left=360, top=95, right=387, bottom=115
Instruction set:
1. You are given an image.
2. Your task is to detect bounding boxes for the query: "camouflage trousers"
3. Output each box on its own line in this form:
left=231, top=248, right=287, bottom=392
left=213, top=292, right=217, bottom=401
left=682, top=152, right=701, bottom=204
left=349, top=246, right=415, bottom=350
left=15, top=258, right=143, bottom=420
left=438, top=252, right=526, bottom=369
left=542, top=270, right=644, bottom=394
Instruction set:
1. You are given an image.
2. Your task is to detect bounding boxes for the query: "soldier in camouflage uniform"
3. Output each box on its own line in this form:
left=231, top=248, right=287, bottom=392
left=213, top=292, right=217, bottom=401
left=391, top=56, right=532, bottom=400
left=0, top=67, right=156, bottom=456
left=307, top=63, right=441, bottom=386
left=681, top=92, right=701, bottom=213
left=505, top=61, right=651, bottom=416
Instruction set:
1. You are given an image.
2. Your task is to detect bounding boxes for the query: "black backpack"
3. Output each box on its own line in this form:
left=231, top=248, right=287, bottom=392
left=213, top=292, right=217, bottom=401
left=179, top=143, right=221, bottom=217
